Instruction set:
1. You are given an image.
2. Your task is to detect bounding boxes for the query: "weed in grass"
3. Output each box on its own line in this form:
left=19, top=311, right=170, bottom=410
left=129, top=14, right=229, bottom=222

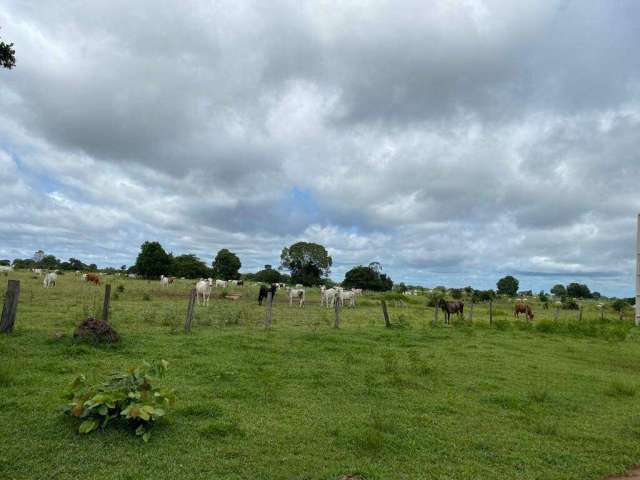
left=116, top=284, right=125, bottom=293
left=605, top=380, right=636, bottom=398
left=179, top=403, right=223, bottom=419
left=142, top=293, right=151, bottom=301
left=493, top=319, right=511, bottom=331
left=381, top=350, right=399, bottom=375
left=198, top=418, right=243, bottom=438
left=528, top=387, right=549, bottom=404
left=0, top=366, right=15, bottom=387
left=407, top=351, right=434, bottom=377
left=142, top=307, right=156, bottom=324
left=533, top=420, right=558, bottom=436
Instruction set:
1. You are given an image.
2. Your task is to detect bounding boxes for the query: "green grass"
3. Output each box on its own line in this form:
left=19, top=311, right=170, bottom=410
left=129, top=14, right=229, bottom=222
left=1, top=271, right=640, bottom=479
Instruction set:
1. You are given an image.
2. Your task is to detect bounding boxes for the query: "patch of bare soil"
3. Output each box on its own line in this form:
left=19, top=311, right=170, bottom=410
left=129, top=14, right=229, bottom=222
left=606, top=466, right=640, bottom=479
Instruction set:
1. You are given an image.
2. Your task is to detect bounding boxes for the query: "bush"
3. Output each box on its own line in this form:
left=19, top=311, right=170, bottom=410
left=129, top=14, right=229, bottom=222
left=562, top=298, right=579, bottom=310
left=63, top=360, right=175, bottom=442
left=116, top=284, right=125, bottom=293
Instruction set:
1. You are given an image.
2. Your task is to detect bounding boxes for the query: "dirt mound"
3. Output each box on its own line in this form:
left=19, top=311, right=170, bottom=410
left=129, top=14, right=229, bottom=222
left=73, top=317, right=120, bottom=344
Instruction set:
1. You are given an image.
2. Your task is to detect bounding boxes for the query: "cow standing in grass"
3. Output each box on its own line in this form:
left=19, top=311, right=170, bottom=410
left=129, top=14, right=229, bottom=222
left=196, top=279, right=212, bottom=306
left=85, top=273, right=101, bottom=285
left=43, top=272, right=57, bottom=288
left=438, top=299, right=464, bottom=324
left=258, top=284, right=277, bottom=305
left=514, top=303, right=534, bottom=321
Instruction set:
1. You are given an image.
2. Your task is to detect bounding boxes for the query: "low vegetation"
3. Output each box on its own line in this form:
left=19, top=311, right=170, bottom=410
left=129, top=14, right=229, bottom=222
left=1, top=271, right=640, bottom=479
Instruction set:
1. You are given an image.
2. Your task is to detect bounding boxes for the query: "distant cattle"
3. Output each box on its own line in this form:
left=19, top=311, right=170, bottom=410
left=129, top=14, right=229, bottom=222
left=32, top=268, right=42, bottom=276
left=438, top=299, right=464, bottom=324
left=338, top=289, right=356, bottom=308
left=514, top=303, right=534, bottom=321
left=43, top=272, right=57, bottom=288
left=215, top=280, right=227, bottom=288
left=160, top=275, right=169, bottom=287
left=0, top=265, right=13, bottom=273
left=258, top=284, right=277, bottom=305
left=85, top=273, right=101, bottom=285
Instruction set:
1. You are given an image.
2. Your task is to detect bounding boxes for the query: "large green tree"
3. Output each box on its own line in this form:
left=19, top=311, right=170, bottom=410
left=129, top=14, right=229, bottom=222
left=134, top=241, right=173, bottom=279
left=281, top=242, right=332, bottom=286
left=174, top=254, right=209, bottom=279
left=342, top=264, right=393, bottom=291
left=1, top=28, right=15, bottom=70
left=566, top=282, right=592, bottom=299
left=496, top=275, right=519, bottom=296
left=212, top=249, right=241, bottom=280
left=550, top=284, right=566, bottom=297
left=255, top=266, right=282, bottom=284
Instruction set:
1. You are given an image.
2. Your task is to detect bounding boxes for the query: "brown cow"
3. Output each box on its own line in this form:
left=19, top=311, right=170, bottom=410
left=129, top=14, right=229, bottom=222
left=85, top=273, right=101, bottom=285
left=514, top=303, right=534, bottom=320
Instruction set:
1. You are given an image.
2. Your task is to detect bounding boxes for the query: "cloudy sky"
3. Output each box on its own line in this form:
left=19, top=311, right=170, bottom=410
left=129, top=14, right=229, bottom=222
left=1, top=1, right=639, bottom=295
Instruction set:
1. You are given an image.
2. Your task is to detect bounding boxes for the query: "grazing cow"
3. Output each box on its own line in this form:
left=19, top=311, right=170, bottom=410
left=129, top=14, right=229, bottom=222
left=237, top=280, right=244, bottom=287
left=287, top=288, right=305, bottom=307
left=85, top=273, right=101, bottom=285
left=196, top=279, right=212, bottom=306
left=215, top=279, right=227, bottom=288
left=228, top=280, right=238, bottom=287
left=258, top=284, right=277, bottom=305
left=514, top=303, right=534, bottom=321
left=353, top=288, right=363, bottom=296
left=128, top=273, right=137, bottom=279
left=438, top=299, right=464, bottom=324
left=160, top=275, right=169, bottom=287
left=43, top=272, right=57, bottom=288
left=0, top=265, right=13, bottom=273
left=32, top=268, right=42, bottom=276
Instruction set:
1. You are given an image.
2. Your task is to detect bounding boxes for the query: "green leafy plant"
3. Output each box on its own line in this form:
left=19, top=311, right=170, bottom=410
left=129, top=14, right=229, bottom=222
left=63, top=360, right=175, bottom=442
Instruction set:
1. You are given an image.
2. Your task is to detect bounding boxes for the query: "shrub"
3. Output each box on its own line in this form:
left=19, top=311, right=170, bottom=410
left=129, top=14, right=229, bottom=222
left=142, top=293, right=151, bottom=301
left=63, top=360, right=175, bottom=442
left=562, top=298, right=579, bottom=310
left=116, top=284, right=125, bottom=293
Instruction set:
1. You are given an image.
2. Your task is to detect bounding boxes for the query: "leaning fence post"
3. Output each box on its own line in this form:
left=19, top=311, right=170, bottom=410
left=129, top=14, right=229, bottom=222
left=265, top=291, right=273, bottom=329
left=102, top=284, right=111, bottom=323
left=334, top=295, right=341, bottom=328
left=577, top=305, right=583, bottom=322
left=184, top=288, right=196, bottom=333
left=489, top=300, right=493, bottom=326
left=0, top=280, right=20, bottom=333
left=381, top=300, right=391, bottom=328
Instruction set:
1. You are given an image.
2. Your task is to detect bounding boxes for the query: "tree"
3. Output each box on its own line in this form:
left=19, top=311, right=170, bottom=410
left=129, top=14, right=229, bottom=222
left=173, top=254, right=209, bottom=279
left=342, top=265, right=393, bottom=291
left=450, top=288, right=463, bottom=299
left=39, top=255, right=60, bottom=270
left=33, top=250, right=45, bottom=262
left=212, top=249, right=241, bottom=280
left=550, top=284, right=566, bottom=297
left=12, top=258, right=36, bottom=269
left=68, top=258, right=88, bottom=271
left=281, top=242, right=332, bottom=286
left=134, top=241, right=173, bottom=279
left=566, top=282, right=592, bottom=299
left=0, top=259, right=10, bottom=266
left=496, top=275, right=519, bottom=296
left=255, top=268, right=282, bottom=284
left=0, top=28, right=15, bottom=69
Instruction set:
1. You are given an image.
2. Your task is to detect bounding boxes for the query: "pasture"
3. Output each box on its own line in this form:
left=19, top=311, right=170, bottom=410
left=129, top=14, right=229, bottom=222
left=2, top=271, right=640, bottom=480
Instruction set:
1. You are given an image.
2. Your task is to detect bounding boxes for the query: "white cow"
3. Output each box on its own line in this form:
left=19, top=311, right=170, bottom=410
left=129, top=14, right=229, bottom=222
left=287, top=288, right=305, bottom=307
left=321, top=287, right=337, bottom=307
left=0, top=265, right=13, bottom=273
left=215, top=279, right=227, bottom=288
left=128, top=273, right=137, bottom=279
left=228, top=280, right=238, bottom=287
left=336, top=289, right=356, bottom=308
left=32, top=268, right=42, bottom=276
left=43, top=272, right=57, bottom=288
left=353, top=288, right=363, bottom=296
left=160, top=275, right=169, bottom=287
left=295, top=284, right=303, bottom=288
left=196, top=279, right=212, bottom=306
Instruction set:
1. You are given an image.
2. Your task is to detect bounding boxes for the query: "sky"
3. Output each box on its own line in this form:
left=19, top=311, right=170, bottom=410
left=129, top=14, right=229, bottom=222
left=0, top=1, right=639, bottom=296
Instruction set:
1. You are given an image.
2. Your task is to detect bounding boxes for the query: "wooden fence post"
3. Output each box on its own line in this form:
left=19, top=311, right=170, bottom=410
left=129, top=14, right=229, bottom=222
left=489, top=300, right=493, bottom=326
left=381, top=300, right=391, bottom=328
left=334, top=295, right=341, bottom=328
left=0, top=280, right=20, bottom=333
left=102, top=284, right=111, bottom=323
left=265, top=292, right=273, bottom=329
left=184, top=288, right=196, bottom=333
left=578, top=305, right=583, bottom=322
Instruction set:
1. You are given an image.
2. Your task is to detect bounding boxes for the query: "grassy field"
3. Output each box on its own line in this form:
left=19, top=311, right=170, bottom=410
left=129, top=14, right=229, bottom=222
left=1, top=271, right=640, bottom=480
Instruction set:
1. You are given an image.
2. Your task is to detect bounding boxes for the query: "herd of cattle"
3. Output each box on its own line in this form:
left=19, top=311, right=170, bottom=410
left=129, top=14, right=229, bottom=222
left=2, top=266, right=537, bottom=320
